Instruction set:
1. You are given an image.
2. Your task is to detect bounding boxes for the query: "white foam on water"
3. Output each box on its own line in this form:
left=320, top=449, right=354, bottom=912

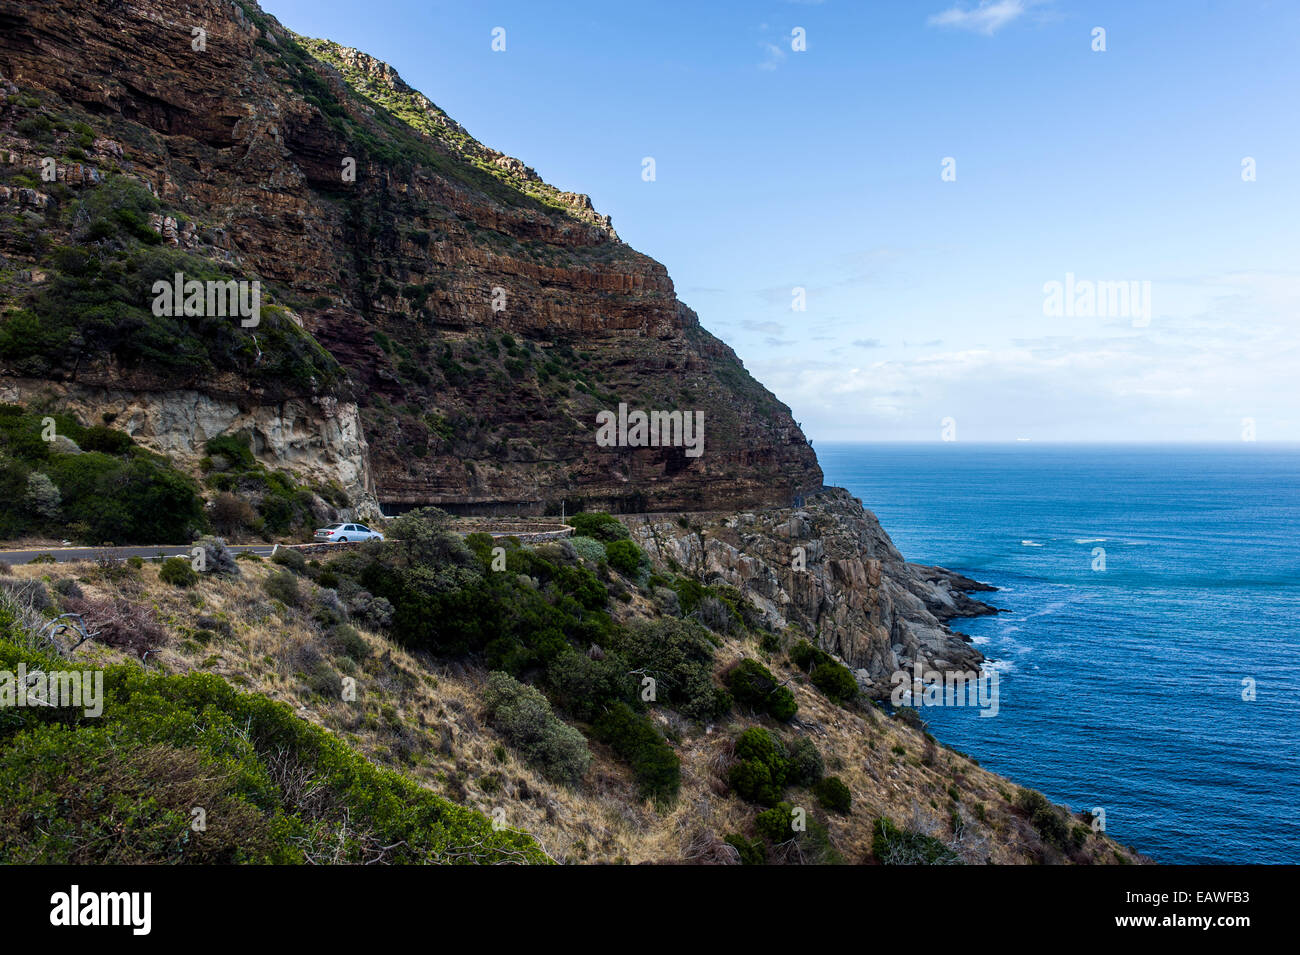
left=1026, top=599, right=1067, bottom=618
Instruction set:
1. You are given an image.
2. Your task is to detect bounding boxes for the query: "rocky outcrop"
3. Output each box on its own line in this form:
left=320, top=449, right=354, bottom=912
left=0, top=0, right=823, bottom=514
left=0, top=378, right=372, bottom=502
left=627, top=487, right=999, bottom=695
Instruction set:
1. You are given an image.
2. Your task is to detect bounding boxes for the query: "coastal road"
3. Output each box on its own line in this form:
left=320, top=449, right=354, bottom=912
left=0, top=543, right=281, bottom=564
left=0, top=524, right=573, bottom=565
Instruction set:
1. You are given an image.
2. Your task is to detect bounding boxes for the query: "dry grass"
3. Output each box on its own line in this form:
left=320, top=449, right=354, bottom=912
left=0, top=558, right=1146, bottom=865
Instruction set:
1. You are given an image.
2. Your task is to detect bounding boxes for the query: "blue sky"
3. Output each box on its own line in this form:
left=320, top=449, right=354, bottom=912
left=261, top=0, right=1300, bottom=443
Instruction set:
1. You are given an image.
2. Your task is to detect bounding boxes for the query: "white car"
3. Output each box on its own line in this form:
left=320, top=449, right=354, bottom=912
left=314, top=522, right=384, bottom=543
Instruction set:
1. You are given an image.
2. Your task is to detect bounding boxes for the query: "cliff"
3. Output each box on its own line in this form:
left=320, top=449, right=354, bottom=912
left=0, top=0, right=821, bottom=513
left=0, top=0, right=991, bottom=685
left=628, top=488, right=997, bottom=696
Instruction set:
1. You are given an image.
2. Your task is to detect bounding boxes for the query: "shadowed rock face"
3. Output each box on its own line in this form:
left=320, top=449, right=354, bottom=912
left=627, top=488, right=999, bottom=695
left=0, top=0, right=822, bottom=513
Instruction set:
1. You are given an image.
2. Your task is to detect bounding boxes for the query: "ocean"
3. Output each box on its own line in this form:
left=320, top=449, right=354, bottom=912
left=817, top=443, right=1300, bottom=864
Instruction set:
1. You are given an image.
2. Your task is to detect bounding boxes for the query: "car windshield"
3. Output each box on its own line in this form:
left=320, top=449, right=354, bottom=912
left=325, top=523, right=345, bottom=529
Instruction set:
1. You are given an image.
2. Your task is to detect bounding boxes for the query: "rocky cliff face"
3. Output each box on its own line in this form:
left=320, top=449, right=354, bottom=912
left=0, top=0, right=822, bottom=513
left=628, top=488, right=999, bottom=695
left=0, top=377, right=372, bottom=497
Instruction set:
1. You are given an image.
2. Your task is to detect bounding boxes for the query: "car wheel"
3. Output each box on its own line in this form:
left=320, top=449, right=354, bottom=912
left=337, top=537, right=348, bottom=543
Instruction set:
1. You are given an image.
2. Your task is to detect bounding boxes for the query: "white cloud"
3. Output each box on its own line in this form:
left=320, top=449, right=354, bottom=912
left=758, top=41, right=787, bottom=71
left=928, top=1, right=1031, bottom=36
left=752, top=297, right=1300, bottom=442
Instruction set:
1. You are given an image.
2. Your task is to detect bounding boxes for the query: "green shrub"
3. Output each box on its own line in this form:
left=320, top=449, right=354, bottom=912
left=791, top=640, right=858, bottom=704
left=669, top=576, right=707, bottom=615
left=603, top=539, right=644, bottom=577
left=463, top=532, right=495, bottom=564
left=567, top=535, right=606, bottom=564
left=567, top=512, right=629, bottom=542
left=728, top=726, right=788, bottom=805
left=271, top=547, right=308, bottom=574
left=262, top=568, right=300, bottom=606
left=203, top=433, right=257, bottom=470
left=724, top=832, right=766, bottom=865
left=159, top=556, right=198, bottom=588
left=328, top=623, right=368, bottom=661
left=726, top=659, right=797, bottom=722
left=785, top=736, right=824, bottom=787
left=1016, top=788, right=1071, bottom=850
left=735, top=725, right=785, bottom=771
left=303, top=660, right=340, bottom=698
left=481, top=671, right=591, bottom=785
left=813, top=776, right=852, bottom=814
left=790, top=638, right=826, bottom=672
left=386, top=507, right=470, bottom=567
left=755, top=802, right=798, bottom=842
left=767, top=687, right=797, bottom=721
left=871, top=817, right=959, bottom=865
left=728, top=758, right=783, bottom=807
left=614, top=618, right=730, bottom=722
left=811, top=660, right=859, bottom=705
left=44, top=451, right=206, bottom=544
left=6, top=405, right=204, bottom=544
left=16, top=114, right=53, bottom=140
left=550, top=562, right=608, bottom=610
left=591, top=701, right=680, bottom=804
left=77, top=425, right=134, bottom=455
left=543, top=649, right=632, bottom=723
left=695, top=595, right=737, bottom=634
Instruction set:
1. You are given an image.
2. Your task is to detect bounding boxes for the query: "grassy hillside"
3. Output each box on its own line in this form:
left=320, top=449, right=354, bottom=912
left=0, top=602, right=545, bottom=863
left=0, top=512, right=1145, bottom=865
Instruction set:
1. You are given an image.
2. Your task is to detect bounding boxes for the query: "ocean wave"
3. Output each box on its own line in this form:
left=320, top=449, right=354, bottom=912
left=1021, top=540, right=1043, bottom=547
left=1025, top=599, right=1067, bottom=618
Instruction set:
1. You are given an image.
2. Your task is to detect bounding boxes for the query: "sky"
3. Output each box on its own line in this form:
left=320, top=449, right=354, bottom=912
left=259, top=0, right=1300, bottom=443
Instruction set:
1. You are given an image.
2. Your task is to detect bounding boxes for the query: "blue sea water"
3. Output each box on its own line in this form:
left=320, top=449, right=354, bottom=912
left=817, top=443, right=1300, bottom=865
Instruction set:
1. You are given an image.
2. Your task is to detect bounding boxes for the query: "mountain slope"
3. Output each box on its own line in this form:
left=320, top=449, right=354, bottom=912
left=0, top=0, right=821, bottom=514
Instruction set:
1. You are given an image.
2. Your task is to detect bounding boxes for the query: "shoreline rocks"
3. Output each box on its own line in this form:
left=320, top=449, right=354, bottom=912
left=627, top=486, right=1000, bottom=698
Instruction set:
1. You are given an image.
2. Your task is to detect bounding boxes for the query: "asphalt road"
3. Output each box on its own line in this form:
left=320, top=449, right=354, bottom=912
left=0, top=543, right=282, bottom=564
left=0, top=525, right=573, bottom=565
